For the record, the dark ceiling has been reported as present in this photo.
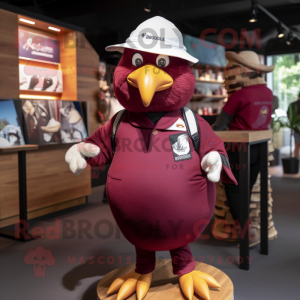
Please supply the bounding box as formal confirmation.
[3,0,300,63]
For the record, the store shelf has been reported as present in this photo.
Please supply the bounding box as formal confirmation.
[196,79,224,84]
[20,90,62,100]
[191,94,227,102]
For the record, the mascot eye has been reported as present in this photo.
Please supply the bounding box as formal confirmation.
[132,53,143,67]
[156,55,170,67]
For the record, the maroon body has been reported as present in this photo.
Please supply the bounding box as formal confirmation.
[85,110,236,251]
[85,49,236,252]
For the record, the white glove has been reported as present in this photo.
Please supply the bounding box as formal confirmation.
[65,142,100,176]
[201,151,222,183]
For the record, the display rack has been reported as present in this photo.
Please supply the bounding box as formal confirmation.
[0,7,99,230]
[191,94,227,102]
[196,79,224,84]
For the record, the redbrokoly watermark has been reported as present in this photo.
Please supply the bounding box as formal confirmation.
[16,218,254,241]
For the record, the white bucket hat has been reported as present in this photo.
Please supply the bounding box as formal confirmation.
[106,16,198,65]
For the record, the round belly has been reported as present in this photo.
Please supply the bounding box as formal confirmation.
[106,171,215,251]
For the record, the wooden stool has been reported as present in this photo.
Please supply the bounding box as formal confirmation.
[97,259,234,300]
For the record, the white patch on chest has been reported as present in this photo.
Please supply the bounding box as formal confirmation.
[166,118,186,132]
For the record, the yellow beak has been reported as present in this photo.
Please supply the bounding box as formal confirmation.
[127,64,173,107]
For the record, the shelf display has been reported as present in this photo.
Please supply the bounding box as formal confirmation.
[22,99,87,145]
[18,28,60,63]
[182,33,228,119]
[17,22,85,144]
[19,64,63,93]
[191,66,227,103]
[0,7,98,232]
[0,100,25,147]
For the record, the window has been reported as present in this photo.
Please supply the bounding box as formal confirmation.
[267,53,300,114]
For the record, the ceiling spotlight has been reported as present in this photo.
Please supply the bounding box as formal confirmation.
[286,31,294,45]
[277,22,285,38]
[144,4,151,12]
[249,1,258,23]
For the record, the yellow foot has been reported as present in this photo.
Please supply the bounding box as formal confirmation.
[179,270,221,300]
[107,271,152,300]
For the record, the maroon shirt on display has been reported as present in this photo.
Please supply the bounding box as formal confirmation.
[84,109,237,252]
[222,85,273,130]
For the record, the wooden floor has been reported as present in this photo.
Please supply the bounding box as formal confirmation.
[97,259,234,300]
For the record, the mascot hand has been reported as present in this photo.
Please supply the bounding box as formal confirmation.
[65,142,100,176]
[201,151,222,183]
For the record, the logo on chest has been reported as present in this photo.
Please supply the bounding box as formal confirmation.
[169,133,192,162]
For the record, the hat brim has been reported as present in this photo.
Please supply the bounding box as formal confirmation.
[106,43,199,66]
[225,52,274,73]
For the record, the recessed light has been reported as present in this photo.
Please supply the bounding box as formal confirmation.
[20,18,35,25]
[20,95,57,100]
[144,4,151,12]
[48,26,61,32]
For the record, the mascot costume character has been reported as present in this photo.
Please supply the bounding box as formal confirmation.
[212,51,277,244]
[66,17,237,300]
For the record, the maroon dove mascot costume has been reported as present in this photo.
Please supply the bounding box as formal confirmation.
[66,17,237,300]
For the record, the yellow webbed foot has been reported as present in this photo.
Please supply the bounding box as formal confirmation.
[107,271,152,300]
[192,270,221,289]
[179,270,221,300]
[136,273,152,300]
[179,273,194,300]
[107,270,136,295]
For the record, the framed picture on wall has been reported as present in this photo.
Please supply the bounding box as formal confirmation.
[21,99,88,145]
[19,63,63,93]
[22,99,62,145]
[60,101,88,144]
[18,29,60,64]
[0,100,25,147]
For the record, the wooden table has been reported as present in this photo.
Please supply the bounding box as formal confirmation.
[215,130,272,270]
[0,145,39,241]
[97,259,234,300]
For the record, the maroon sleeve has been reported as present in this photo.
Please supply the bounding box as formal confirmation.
[222,92,241,116]
[196,115,237,185]
[83,114,117,167]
